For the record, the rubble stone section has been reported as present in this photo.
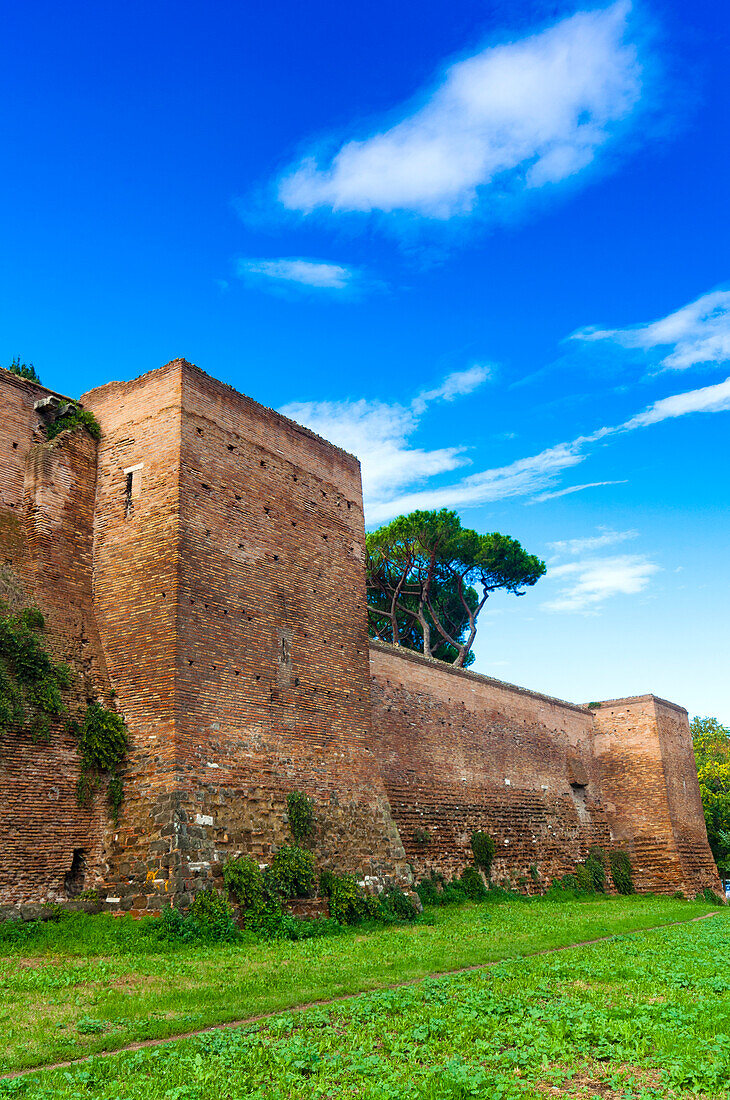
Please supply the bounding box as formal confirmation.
[0,370,113,907]
[591,696,721,895]
[369,641,613,887]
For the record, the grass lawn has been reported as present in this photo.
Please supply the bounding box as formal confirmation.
[4,903,729,1100]
[0,894,715,1080]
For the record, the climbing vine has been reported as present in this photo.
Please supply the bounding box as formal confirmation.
[286,790,315,842]
[0,602,127,818]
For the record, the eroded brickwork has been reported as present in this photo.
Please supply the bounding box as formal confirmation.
[0,371,114,906]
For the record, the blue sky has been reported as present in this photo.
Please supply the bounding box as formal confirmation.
[2,0,729,720]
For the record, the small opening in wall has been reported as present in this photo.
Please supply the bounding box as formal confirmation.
[274,554,279,561]
[227,444,235,452]
[197,427,203,436]
[260,460,266,468]
[124,471,133,517]
[64,848,87,897]
[235,494,241,501]
[12,442,18,449]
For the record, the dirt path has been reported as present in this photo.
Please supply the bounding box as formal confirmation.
[3,910,719,1082]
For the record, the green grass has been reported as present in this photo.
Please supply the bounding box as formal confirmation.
[0,895,713,1076]
[4,905,729,1100]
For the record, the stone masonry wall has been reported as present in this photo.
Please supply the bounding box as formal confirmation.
[368,641,612,890]
[0,369,114,907]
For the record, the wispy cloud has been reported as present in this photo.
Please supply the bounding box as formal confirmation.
[529,480,628,504]
[237,257,359,293]
[622,374,730,426]
[412,365,491,413]
[279,396,468,506]
[278,2,642,222]
[283,356,730,525]
[573,288,730,371]
[543,554,660,612]
[548,527,639,555]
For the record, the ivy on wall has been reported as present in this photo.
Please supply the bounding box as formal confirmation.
[0,602,127,819]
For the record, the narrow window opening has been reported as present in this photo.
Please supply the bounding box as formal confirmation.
[124,464,143,517]
[64,848,87,897]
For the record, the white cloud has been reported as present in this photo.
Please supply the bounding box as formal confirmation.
[529,479,628,504]
[238,257,356,291]
[278,2,642,220]
[549,528,638,555]
[543,554,660,612]
[279,396,468,506]
[573,288,730,371]
[412,364,491,413]
[622,375,730,428]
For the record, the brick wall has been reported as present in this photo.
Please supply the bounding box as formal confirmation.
[368,641,612,888]
[591,696,721,895]
[81,360,408,911]
[0,369,113,907]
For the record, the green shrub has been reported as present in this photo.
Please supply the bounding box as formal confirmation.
[575,864,593,892]
[268,846,316,898]
[223,855,265,908]
[413,828,431,845]
[380,887,419,922]
[160,898,240,944]
[698,887,725,906]
[189,889,233,924]
[6,357,41,383]
[585,847,607,893]
[0,603,71,736]
[459,865,488,901]
[286,790,315,842]
[45,405,101,442]
[470,832,496,876]
[609,850,634,895]
[320,871,379,925]
[672,889,685,900]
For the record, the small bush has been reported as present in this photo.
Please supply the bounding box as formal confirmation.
[413,828,431,845]
[459,865,488,901]
[380,887,419,922]
[6,357,41,383]
[45,405,101,442]
[286,791,315,842]
[223,856,266,908]
[575,864,593,892]
[159,899,240,944]
[471,831,496,876]
[320,871,379,925]
[585,846,607,893]
[609,850,634,895]
[268,845,316,898]
[698,887,724,906]
[671,890,685,900]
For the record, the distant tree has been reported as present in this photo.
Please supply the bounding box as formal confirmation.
[365,508,545,668]
[5,357,41,383]
[692,715,730,879]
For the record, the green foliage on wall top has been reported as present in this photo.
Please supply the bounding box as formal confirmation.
[6,357,41,383]
[45,405,101,442]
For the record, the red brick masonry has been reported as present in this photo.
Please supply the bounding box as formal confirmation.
[0,361,721,913]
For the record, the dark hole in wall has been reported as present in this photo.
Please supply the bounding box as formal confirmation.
[64,848,87,897]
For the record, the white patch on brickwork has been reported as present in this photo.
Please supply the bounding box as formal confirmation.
[196,814,214,826]
[105,897,121,904]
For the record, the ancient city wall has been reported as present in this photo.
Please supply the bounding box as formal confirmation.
[369,642,721,896]
[0,370,113,906]
[368,640,612,888]
[0,361,720,910]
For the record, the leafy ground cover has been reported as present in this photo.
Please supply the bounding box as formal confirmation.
[4,906,729,1099]
[0,895,714,1076]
